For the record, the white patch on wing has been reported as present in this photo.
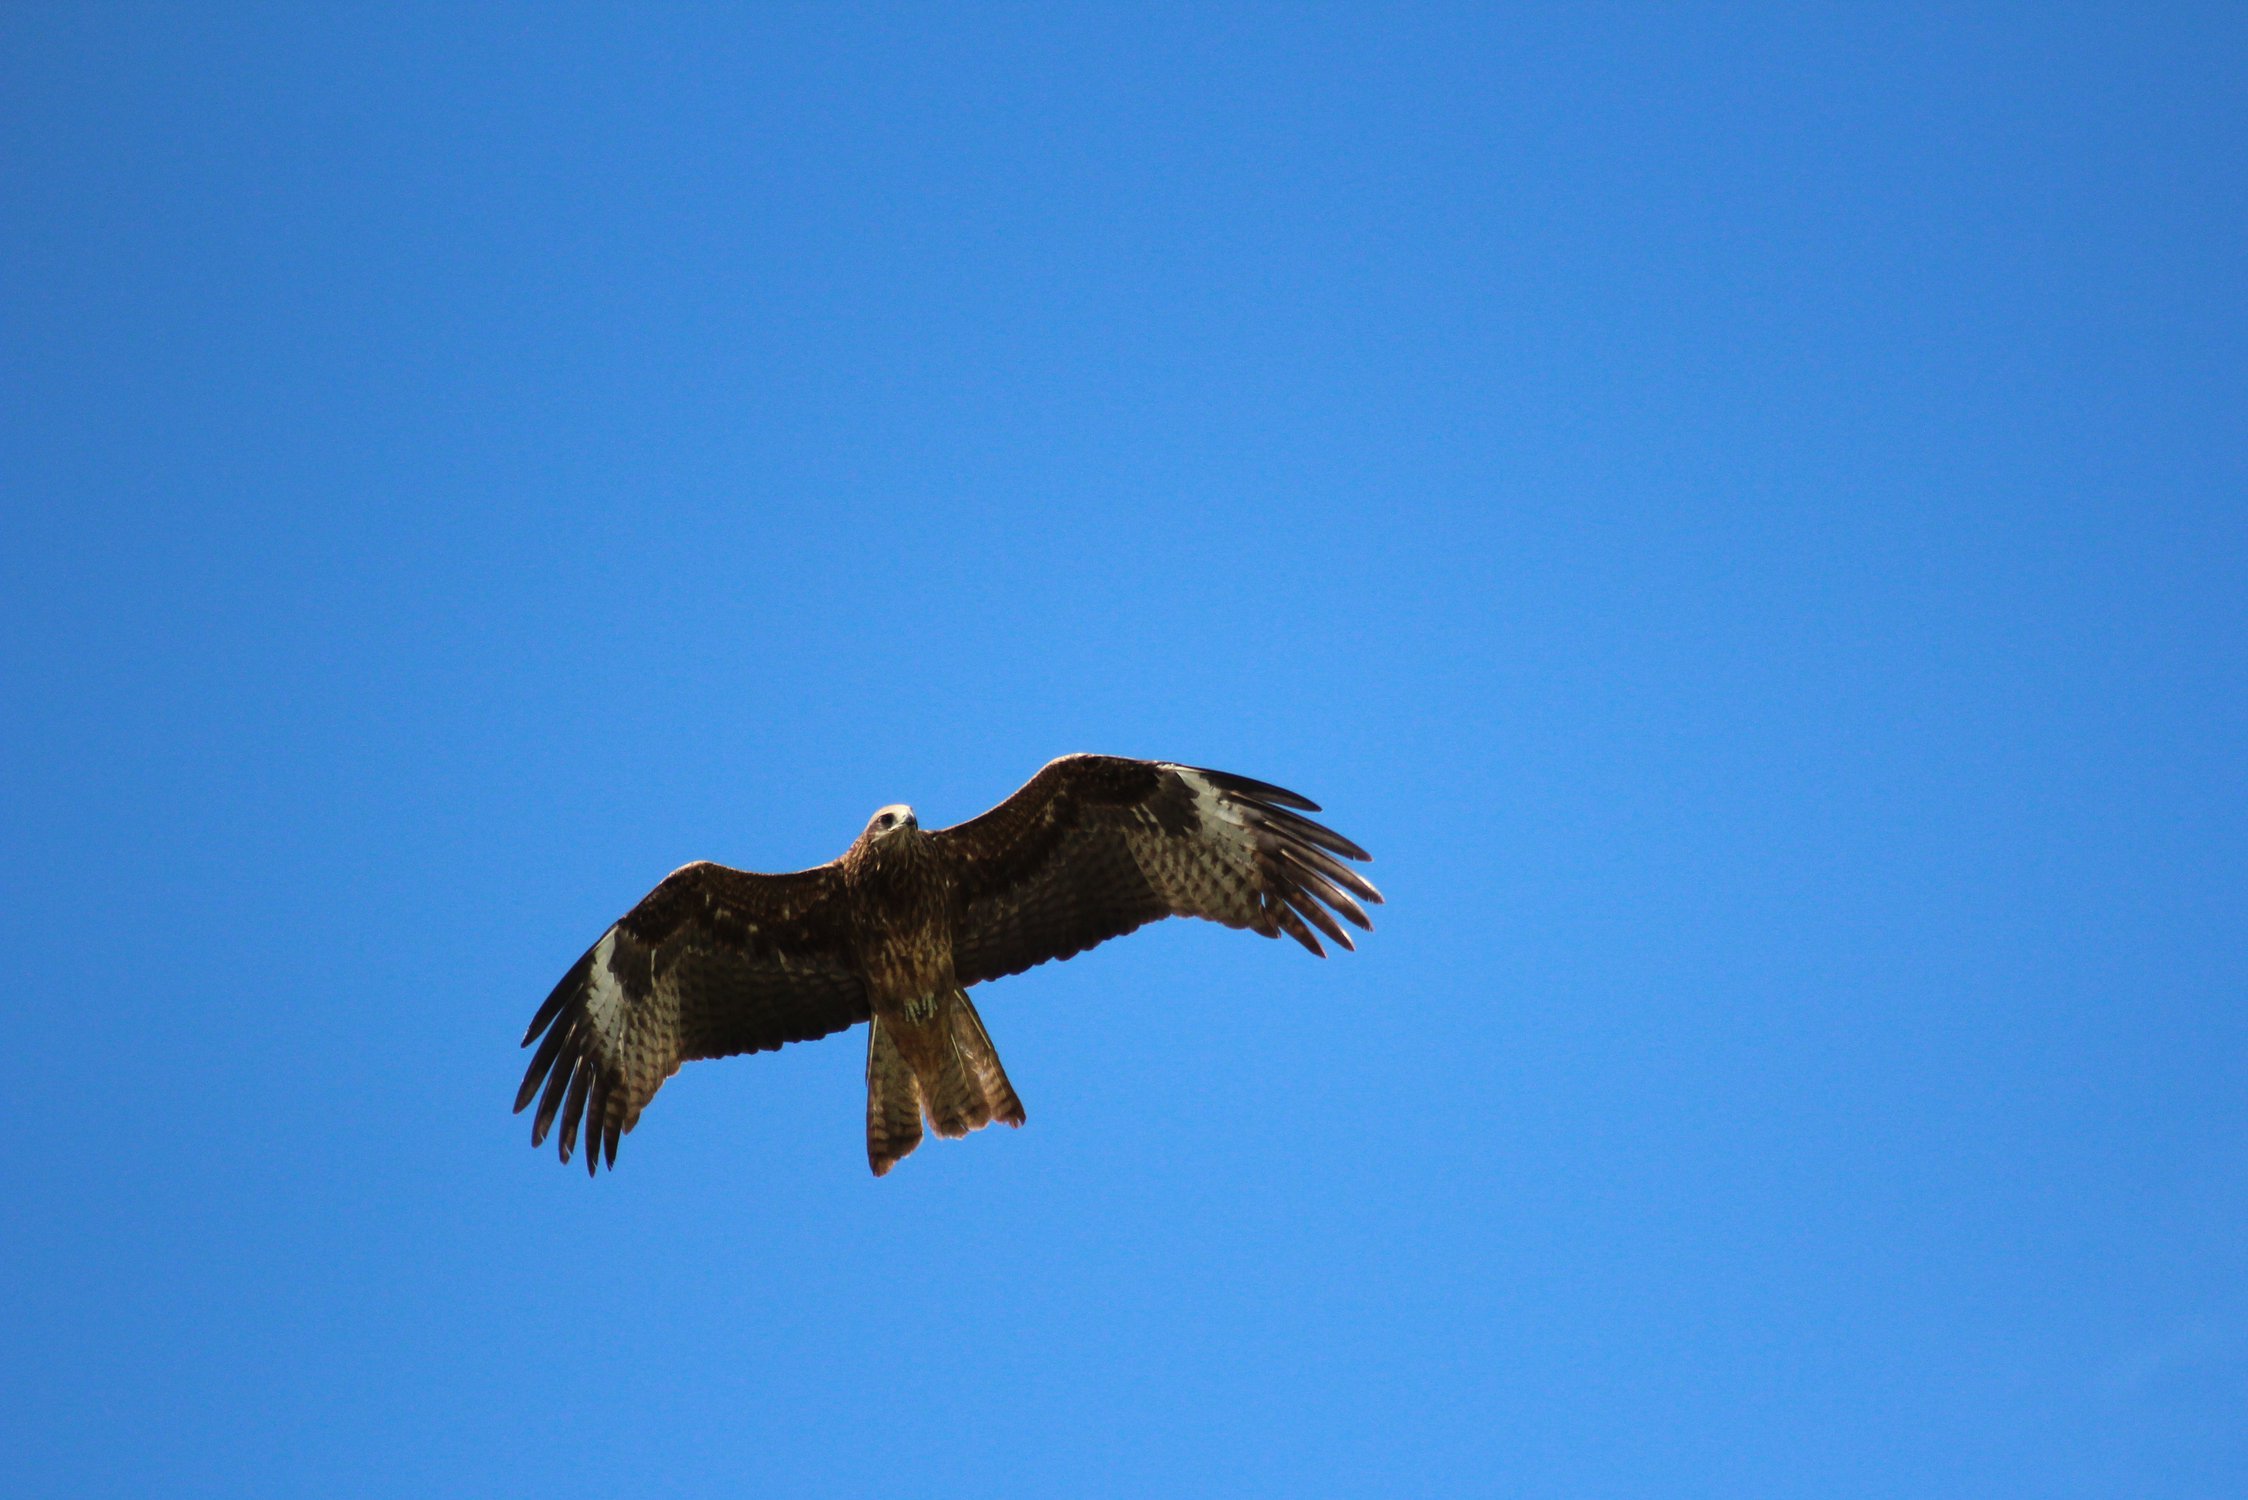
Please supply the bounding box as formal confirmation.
[1169,766,1256,863]
[583,926,628,1056]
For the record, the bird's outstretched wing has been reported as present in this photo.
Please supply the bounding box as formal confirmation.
[514,861,867,1174]
[934,754,1383,987]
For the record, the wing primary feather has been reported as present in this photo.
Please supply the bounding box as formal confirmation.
[1280,852,1374,929]
[603,1119,621,1168]
[557,1061,593,1165]
[531,1032,579,1144]
[514,1012,578,1113]
[584,1071,611,1172]
[1258,807,1372,862]
[1281,842,1384,904]
[522,949,593,1046]
[1270,900,1327,957]
[1183,765,1324,812]
[1285,888,1355,950]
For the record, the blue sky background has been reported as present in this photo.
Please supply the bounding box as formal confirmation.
[5,5,2244,1495]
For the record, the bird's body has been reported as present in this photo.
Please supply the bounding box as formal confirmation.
[515,754,1380,1175]
[839,804,1024,1169]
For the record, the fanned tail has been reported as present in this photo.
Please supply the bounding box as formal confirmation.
[863,989,1025,1176]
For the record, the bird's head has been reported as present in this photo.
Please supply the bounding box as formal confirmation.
[864,804,919,844]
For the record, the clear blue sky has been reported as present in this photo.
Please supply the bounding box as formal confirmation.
[5,5,2244,1496]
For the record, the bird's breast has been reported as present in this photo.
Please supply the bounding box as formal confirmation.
[847,842,956,1005]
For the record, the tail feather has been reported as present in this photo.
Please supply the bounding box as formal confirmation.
[947,990,1025,1133]
[865,1017,924,1177]
[863,989,1025,1174]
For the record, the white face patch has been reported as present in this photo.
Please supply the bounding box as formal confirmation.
[583,926,628,1053]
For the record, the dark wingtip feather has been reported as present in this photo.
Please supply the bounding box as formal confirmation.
[1263,807,1372,863]
[522,947,594,1047]
[1186,764,1323,812]
[1270,901,1327,957]
[1285,888,1354,950]
[514,1012,578,1113]
[584,1072,610,1170]
[531,1047,576,1146]
[557,1061,593,1165]
[1206,774,1381,958]
[1281,852,1374,930]
[1288,842,1384,904]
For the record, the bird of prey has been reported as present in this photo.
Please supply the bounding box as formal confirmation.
[514,754,1382,1176]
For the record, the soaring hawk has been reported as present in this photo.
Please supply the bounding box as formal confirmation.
[514,754,1382,1175]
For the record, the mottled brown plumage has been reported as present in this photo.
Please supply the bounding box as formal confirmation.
[514,754,1381,1176]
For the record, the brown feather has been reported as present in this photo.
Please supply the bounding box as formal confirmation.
[531,1037,577,1145]
[1270,900,1327,956]
[515,1012,578,1113]
[582,1070,610,1174]
[1283,841,1385,906]
[557,1061,592,1165]
[1280,851,1374,929]
[937,754,1376,984]
[1180,765,1324,812]
[516,861,868,1173]
[864,1018,925,1176]
[1286,888,1355,950]
[1258,806,1372,862]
